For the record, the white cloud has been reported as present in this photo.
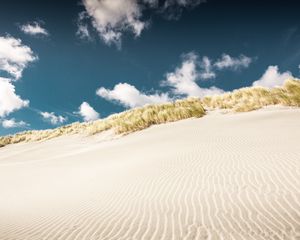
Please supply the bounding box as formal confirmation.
[162,0,206,19]
[96,52,255,108]
[252,65,293,88]
[2,118,28,128]
[214,54,252,70]
[20,22,49,36]
[198,54,253,80]
[81,0,205,46]
[0,36,34,117]
[97,83,171,108]
[81,0,145,47]
[0,77,29,118]
[199,56,216,80]
[0,36,37,80]
[196,53,253,81]
[164,0,205,7]
[163,53,224,98]
[76,12,92,40]
[78,102,99,121]
[142,0,159,7]
[77,23,91,41]
[40,112,67,125]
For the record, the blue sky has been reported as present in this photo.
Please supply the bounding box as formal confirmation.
[1,0,300,135]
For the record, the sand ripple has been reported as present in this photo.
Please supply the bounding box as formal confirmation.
[0,108,299,239]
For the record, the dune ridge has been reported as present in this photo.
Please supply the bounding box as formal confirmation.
[202,78,300,112]
[0,108,299,239]
[1,79,300,148]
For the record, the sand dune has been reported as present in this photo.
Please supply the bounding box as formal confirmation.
[0,107,300,239]
[2,78,300,149]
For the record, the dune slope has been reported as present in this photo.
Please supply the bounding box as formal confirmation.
[0,108,300,239]
[1,78,300,149]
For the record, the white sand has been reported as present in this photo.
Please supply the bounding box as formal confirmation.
[0,108,300,240]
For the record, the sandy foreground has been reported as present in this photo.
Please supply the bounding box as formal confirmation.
[0,108,300,240]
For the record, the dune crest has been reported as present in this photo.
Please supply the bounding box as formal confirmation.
[202,78,300,112]
[1,79,300,148]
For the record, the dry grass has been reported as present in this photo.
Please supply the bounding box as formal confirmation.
[1,79,300,148]
[0,98,205,148]
[0,122,85,148]
[85,97,205,135]
[202,79,300,112]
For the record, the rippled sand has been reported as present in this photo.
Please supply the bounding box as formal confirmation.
[0,108,299,240]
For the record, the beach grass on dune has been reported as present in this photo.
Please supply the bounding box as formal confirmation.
[85,97,205,135]
[1,79,300,148]
[0,98,205,147]
[202,79,300,112]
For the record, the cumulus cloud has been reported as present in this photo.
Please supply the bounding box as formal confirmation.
[214,54,252,70]
[81,0,145,47]
[78,102,99,121]
[96,52,255,108]
[20,22,49,36]
[0,36,37,80]
[0,77,29,118]
[1,118,28,128]
[163,53,224,98]
[0,36,35,118]
[97,83,171,108]
[80,0,205,46]
[40,112,67,125]
[252,65,293,88]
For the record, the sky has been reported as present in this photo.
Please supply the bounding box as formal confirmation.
[1,0,300,135]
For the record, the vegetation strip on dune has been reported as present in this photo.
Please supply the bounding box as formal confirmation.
[1,79,300,148]
[0,98,205,147]
[202,79,300,112]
